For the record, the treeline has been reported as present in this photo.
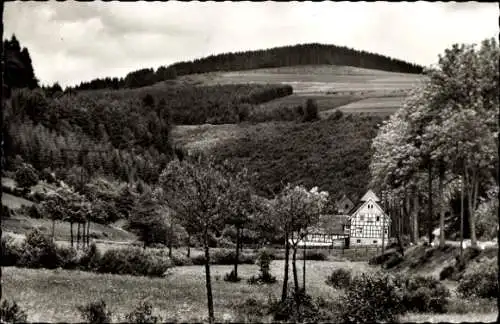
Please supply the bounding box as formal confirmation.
[71,66,178,91]
[170,43,424,75]
[88,83,293,124]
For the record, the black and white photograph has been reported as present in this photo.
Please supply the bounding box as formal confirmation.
[1,1,498,323]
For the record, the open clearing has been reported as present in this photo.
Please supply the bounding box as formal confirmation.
[3,261,496,323]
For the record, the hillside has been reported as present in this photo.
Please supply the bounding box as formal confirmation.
[71,43,424,91]
[173,113,385,199]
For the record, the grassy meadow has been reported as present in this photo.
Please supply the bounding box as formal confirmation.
[3,259,497,323]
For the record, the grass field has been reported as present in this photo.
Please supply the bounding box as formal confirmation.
[181,65,426,94]
[0,260,370,323]
[3,260,497,323]
[2,215,137,242]
[1,192,34,209]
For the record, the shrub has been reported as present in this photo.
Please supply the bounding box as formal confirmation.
[385,253,404,269]
[27,204,43,218]
[77,299,113,324]
[457,258,498,299]
[0,299,28,323]
[232,298,269,323]
[330,109,344,120]
[1,235,23,266]
[439,265,455,281]
[78,242,101,271]
[325,268,352,289]
[56,245,79,269]
[224,269,241,282]
[18,229,59,269]
[2,205,12,218]
[368,250,397,266]
[305,250,327,261]
[14,163,39,191]
[97,247,173,277]
[339,272,405,323]
[248,249,276,285]
[124,301,162,324]
[303,98,319,122]
[400,275,450,313]
[170,251,193,266]
[268,289,320,323]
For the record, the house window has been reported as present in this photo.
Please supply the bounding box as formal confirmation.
[357,239,361,243]
[376,216,380,222]
[356,227,363,235]
[360,215,364,221]
[373,240,378,244]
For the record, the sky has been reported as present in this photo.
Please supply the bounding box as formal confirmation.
[4,1,498,88]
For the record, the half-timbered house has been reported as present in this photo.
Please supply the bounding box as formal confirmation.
[345,189,391,247]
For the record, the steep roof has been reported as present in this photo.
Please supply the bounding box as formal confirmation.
[360,189,380,202]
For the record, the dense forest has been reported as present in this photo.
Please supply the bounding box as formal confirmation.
[70,43,424,92]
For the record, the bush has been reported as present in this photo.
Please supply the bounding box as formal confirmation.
[385,253,404,269]
[305,250,328,261]
[170,251,193,266]
[1,235,24,266]
[27,204,43,218]
[330,109,344,120]
[400,275,450,313]
[77,299,113,324]
[439,265,455,281]
[97,247,173,277]
[232,298,270,323]
[0,299,28,323]
[248,249,276,285]
[325,268,352,289]
[224,269,241,282]
[124,301,162,323]
[303,98,319,122]
[18,229,59,269]
[56,245,79,269]
[269,289,320,323]
[339,272,405,323]
[1,205,12,218]
[368,250,397,266]
[14,163,39,191]
[457,258,498,299]
[78,242,101,271]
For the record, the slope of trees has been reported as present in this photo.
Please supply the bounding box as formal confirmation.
[85,83,293,125]
[214,114,385,200]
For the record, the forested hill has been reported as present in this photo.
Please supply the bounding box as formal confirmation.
[72,43,424,91]
[170,43,424,76]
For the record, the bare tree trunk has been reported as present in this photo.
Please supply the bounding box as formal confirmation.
[302,241,306,293]
[87,220,90,247]
[70,221,74,247]
[281,231,290,302]
[204,230,215,324]
[52,218,56,241]
[439,168,446,249]
[412,194,419,244]
[465,165,478,248]
[460,171,464,259]
[82,221,86,248]
[427,162,434,244]
[292,246,299,294]
[77,222,81,249]
[187,234,191,258]
[234,226,240,277]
